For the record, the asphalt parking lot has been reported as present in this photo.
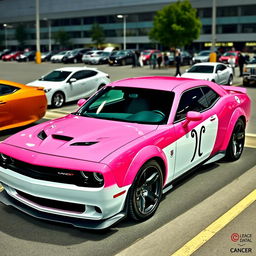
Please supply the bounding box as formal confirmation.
[0,61,256,256]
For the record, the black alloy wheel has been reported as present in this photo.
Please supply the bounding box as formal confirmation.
[51,91,65,108]
[128,160,163,221]
[225,118,245,161]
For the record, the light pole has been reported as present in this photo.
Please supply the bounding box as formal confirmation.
[3,24,7,49]
[117,14,127,50]
[35,0,41,63]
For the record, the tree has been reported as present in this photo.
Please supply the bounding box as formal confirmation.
[15,24,27,48]
[53,30,72,49]
[90,23,105,48]
[149,0,201,49]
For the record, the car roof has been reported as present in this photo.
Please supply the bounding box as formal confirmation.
[107,76,208,91]
[193,62,223,67]
[53,67,97,72]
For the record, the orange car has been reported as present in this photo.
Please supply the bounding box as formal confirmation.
[0,80,47,131]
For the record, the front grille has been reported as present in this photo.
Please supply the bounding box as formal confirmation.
[1,157,90,187]
[17,190,85,213]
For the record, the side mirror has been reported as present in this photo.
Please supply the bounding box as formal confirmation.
[182,111,202,128]
[77,98,86,107]
[69,78,77,84]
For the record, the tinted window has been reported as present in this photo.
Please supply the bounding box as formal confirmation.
[71,70,98,80]
[188,65,214,74]
[175,88,208,121]
[76,87,174,125]
[0,84,19,96]
[201,87,220,107]
[216,64,226,72]
[41,71,71,82]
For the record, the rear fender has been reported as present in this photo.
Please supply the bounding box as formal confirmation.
[121,145,167,187]
[220,108,246,151]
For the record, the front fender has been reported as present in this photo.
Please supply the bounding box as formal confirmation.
[121,145,167,187]
[221,108,246,151]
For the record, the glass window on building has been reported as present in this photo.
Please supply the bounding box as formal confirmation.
[126,29,138,36]
[202,25,211,34]
[109,15,119,23]
[105,30,117,37]
[197,8,212,18]
[84,17,95,24]
[95,16,108,24]
[221,24,238,33]
[69,31,82,38]
[241,5,256,16]
[217,6,238,17]
[127,14,138,22]
[70,18,81,25]
[138,12,155,21]
[242,23,256,33]
[138,28,151,36]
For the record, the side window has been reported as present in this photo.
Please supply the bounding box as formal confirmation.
[71,70,97,80]
[0,84,19,96]
[201,86,220,107]
[175,88,208,122]
[216,64,226,72]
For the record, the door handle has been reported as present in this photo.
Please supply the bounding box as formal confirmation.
[210,116,216,121]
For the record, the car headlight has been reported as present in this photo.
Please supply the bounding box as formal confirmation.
[44,88,52,93]
[80,171,104,187]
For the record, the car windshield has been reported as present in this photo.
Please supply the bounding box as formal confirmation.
[248,57,256,64]
[75,87,174,124]
[40,70,72,82]
[24,51,34,56]
[116,51,127,56]
[223,52,236,56]
[198,51,210,56]
[188,65,214,73]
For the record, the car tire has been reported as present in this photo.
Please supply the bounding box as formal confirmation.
[73,58,77,64]
[121,59,126,66]
[243,80,249,86]
[51,91,65,108]
[225,118,245,161]
[128,160,163,221]
[227,75,233,85]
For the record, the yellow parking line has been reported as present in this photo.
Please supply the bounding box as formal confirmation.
[171,189,256,256]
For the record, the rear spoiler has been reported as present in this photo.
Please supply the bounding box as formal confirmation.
[221,85,247,94]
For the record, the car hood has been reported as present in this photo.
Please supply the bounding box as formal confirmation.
[3,114,157,162]
[181,72,214,80]
[27,80,63,88]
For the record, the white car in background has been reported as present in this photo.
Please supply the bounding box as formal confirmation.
[192,50,211,64]
[27,67,110,108]
[181,62,233,85]
[50,50,70,63]
[82,50,104,64]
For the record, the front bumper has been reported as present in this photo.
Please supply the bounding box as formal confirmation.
[0,166,130,229]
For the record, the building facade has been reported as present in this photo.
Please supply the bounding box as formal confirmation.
[0,0,255,52]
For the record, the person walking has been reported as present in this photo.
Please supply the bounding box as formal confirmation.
[228,55,236,76]
[175,49,181,76]
[157,53,163,69]
[150,52,157,69]
[238,52,246,77]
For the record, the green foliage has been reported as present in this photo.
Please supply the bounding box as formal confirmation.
[15,24,27,47]
[149,0,201,48]
[90,23,105,47]
[53,30,72,48]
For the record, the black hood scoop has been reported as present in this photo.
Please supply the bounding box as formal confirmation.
[52,134,73,141]
[70,142,98,146]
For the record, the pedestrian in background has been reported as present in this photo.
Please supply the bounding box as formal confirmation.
[150,52,157,69]
[163,53,169,68]
[238,52,246,77]
[175,49,181,76]
[157,53,163,69]
[228,55,236,76]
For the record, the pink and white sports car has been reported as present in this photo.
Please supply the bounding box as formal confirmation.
[0,77,251,229]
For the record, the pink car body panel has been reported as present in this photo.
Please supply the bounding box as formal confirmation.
[0,76,251,229]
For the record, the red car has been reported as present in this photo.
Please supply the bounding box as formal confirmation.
[141,49,161,65]
[2,51,23,61]
[219,51,240,66]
